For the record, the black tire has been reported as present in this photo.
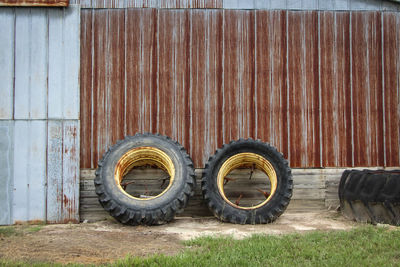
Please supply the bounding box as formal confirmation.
[94,133,195,225]
[339,169,400,226]
[202,139,293,224]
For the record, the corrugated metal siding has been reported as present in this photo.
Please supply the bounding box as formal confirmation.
[0,6,80,225]
[70,0,223,8]
[80,9,400,169]
[69,0,400,11]
[0,0,69,7]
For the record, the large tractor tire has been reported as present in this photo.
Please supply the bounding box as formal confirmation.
[94,133,195,225]
[202,139,293,224]
[339,169,400,225]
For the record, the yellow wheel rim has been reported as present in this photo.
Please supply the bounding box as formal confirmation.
[114,147,175,200]
[217,152,277,210]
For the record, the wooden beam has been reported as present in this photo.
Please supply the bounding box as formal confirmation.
[0,0,69,7]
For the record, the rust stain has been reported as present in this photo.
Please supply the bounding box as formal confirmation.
[383,13,400,167]
[0,0,68,6]
[80,10,400,169]
[351,12,384,167]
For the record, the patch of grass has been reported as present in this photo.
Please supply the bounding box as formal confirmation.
[113,226,400,267]
[0,226,19,237]
[26,225,43,233]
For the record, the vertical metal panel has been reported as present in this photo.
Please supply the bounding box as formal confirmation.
[13,121,47,223]
[190,10,224,166]
[48,5,80,119]
[125,9,157,137]
[383,12,400,167]
[255,10,288,157]
[351,12,384,166]
[14,8,48,120]
[105,10,125,149]
[223,10,255,143]
[158,10,191,151]
[0,9,14,120]
[0,121,14,225]
[320,12,352,167]
[62,121,80,223]
[92,10,108,167]
[47,120,63,223]
[287,11,321,167]
[80,9,93,168]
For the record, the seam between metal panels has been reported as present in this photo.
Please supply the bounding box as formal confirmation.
[381,12,386,166]
[222,9,225,144]
[12,8,16,121]
[45,10,49,223]
[123,8,127,136]
[350,11,354,167]
[60,122,64,219]
[90,9,94,168]
[189,10,193,155]
[156,9,160,133]
[318,11,322,167]
[286,10,290,163]
[254,10,257,139]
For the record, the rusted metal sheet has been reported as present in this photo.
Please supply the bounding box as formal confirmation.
[62,121,80,223]
[351,12,384,166]
[320,12,352,167]
[160,0,223,8]
[383,12,400,167]
[80,9,93,169]
[125,9,157,136]
[69,0,222,8]
[0,9,14,120]
[80,9,400,169]
[223,10,255,144]
[255,10,288,157]
[47,120,80,223]
[158,10,191,151]
[190,10,224,166]
[287,11,321,167]
[0,0,68,6]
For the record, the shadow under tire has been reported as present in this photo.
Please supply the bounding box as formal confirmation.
[94,133,195,225]
[201,139,293,224]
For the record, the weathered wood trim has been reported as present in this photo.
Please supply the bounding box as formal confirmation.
[0,0,69,7]
[80,167,399,222]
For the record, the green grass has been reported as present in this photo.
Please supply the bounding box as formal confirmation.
[0,226,399,267]
[0,226,18,237]
[115,226,400,267]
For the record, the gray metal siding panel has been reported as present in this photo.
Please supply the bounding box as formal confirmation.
[0,121,14,225]
[47,120,63,222]
[48,6,80,120]
[0,6,80,225]
[0,9,14,120]
[12,120,47,223]
[14,9,48,120]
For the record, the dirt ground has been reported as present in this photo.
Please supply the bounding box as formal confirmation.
[0,211,357,265]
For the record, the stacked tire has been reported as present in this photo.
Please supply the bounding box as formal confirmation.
[339,169,400,226]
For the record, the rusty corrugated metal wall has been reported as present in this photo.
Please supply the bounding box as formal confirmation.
[80,7,400,169]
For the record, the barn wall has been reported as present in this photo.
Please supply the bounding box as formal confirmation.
[69,0,400,11]
[0,6,80,225]
[80,9,400,169]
